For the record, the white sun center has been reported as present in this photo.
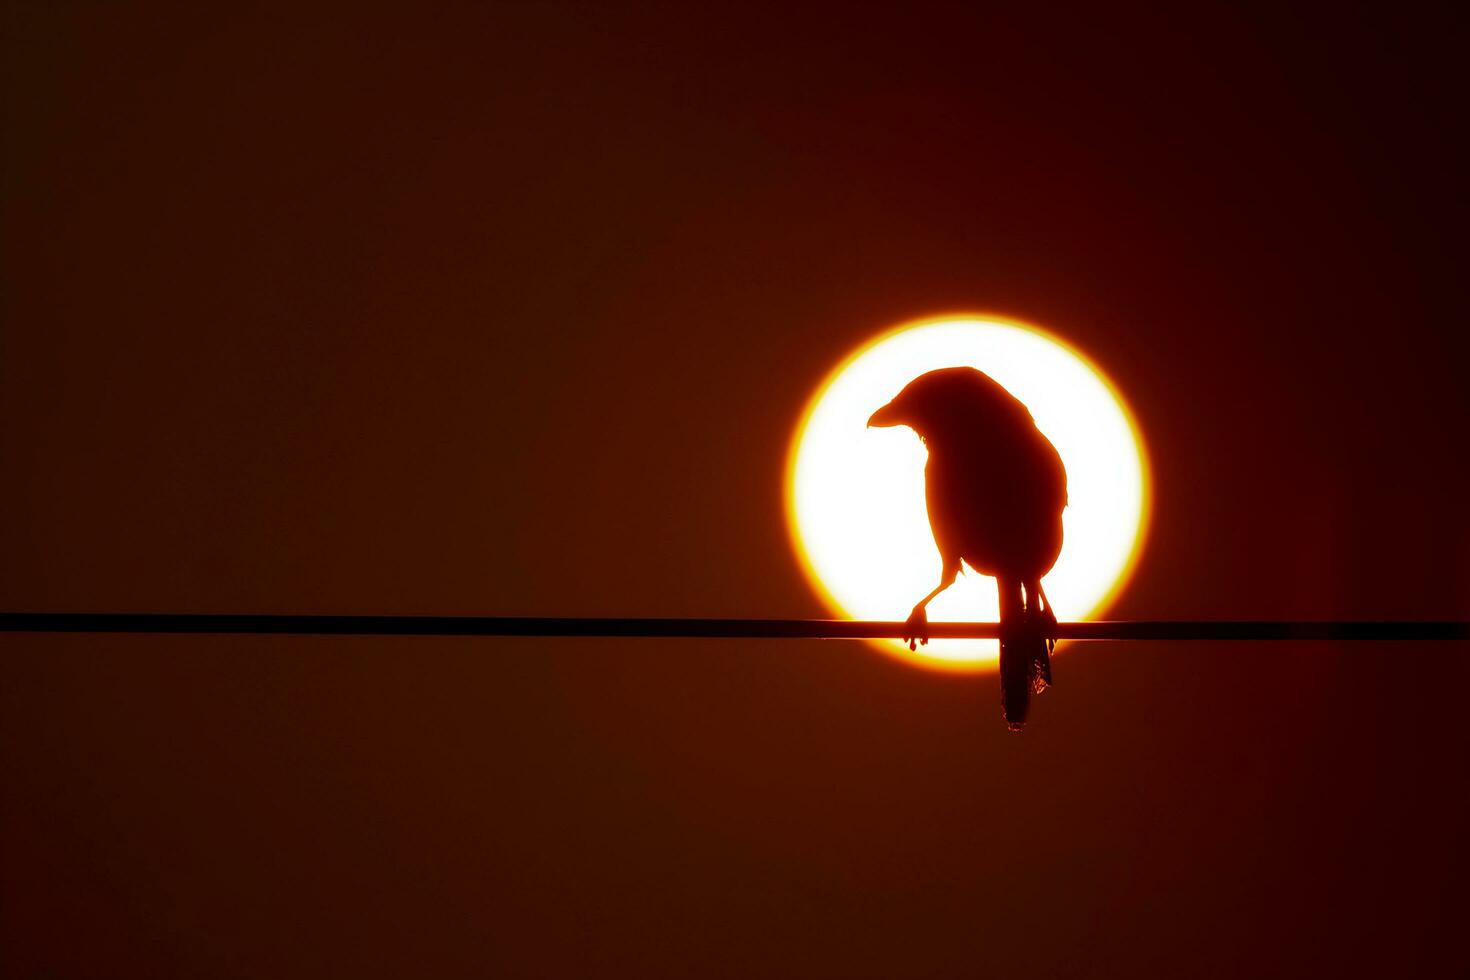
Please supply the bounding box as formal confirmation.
[786,316,1150,670]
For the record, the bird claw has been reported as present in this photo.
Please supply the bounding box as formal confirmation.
[904,607,929,650]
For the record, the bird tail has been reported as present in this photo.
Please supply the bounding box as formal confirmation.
[997,577,1054,731]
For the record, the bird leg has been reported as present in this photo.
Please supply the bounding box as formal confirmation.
[1027,581,1058,654]
[905,559,960,651]
[1024,580,1055,690]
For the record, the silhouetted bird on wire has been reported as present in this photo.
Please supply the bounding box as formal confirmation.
[868,367,1068,729]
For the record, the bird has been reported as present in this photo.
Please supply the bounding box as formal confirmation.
[868,367,1068,729]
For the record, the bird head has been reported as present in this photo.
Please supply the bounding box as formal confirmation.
[868,366,1029,442]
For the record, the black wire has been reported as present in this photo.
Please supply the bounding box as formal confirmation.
[1,613,1467,641]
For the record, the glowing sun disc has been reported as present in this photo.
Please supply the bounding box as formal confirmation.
[785,315,1151,671]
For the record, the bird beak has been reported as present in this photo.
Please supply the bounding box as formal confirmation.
[867,401,903,428]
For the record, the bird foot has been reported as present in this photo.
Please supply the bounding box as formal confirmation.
[1028,602,1056,690]
[904,606,929,651]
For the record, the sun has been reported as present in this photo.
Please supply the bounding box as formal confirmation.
[785,314,1151,672]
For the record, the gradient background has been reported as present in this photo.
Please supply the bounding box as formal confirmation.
[3,3,1468,977]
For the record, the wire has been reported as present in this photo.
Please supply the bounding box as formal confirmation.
[1,613,1467,640]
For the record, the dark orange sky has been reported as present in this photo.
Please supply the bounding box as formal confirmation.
[3,3,1468,977]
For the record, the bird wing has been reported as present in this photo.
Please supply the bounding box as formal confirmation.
[925,426,1067,578]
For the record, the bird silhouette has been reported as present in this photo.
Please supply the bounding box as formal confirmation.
[868,367,1068,729]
